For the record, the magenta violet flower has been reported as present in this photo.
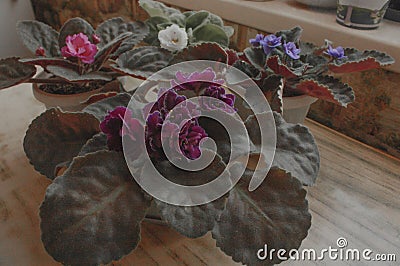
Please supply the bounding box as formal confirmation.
[171,67,225,94]
[325,45,347,60]
[283,41,301,60]
[100,106,144,156]
[260,34,282,55]
[249,34,265,47]
[61,33,98,64]
[201,85,236,113]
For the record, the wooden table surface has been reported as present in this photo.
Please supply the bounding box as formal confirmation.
[0,83,399,265]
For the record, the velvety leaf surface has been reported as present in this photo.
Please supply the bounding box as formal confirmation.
[0,57,37,89]
[171,43,228,64]
[16,20,60,57]
[83,93,132,121]
[232,60,261,80]
[245,113,320,186]
[267,55,302,79]
[212,167,311,266]
[275,26,303,43]
[23,109,100,179]
[153,153,229,238]
[46,65,112,82]
[244,47,266,70]
[139,0,181,18]
[40,151,151,266]
[329,49,395,73]
[59,18,95,48]
[295,75,354,106]
[113,47,173,78]
[78,133,108,156]
[226,49,239,66]
[19,57,78,70]
[112,21,150,58]
[192,24,229,47]
[260,75,284,113]
[93,32,132,70]
[95,17,125,47]
[185,11,210,30]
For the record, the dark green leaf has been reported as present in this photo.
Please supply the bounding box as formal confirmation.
[78,133,108,156]
[232,60,261,80]
[0,57,37,90]
[93,32,133,70]
[192,24,229,47]
[222,26,234,38]
[112,21,150,57]
[329,49,395,73]
[144,16,170,45]
[40,151,151,265]
[185,11,210,30]
[95,17,125,48]
[260,75,284,113]
[275,26,303,43]
[59,18,95,48]
[171,43,228,64]
[295,75,354,106]
[46,65,113,82]
[212,167,311,266]
[83,93,132,121]
[266,55,303,79]
[244,47,266,70]
[139,0,181,18]
[113,47,173,78]
[16,20,60,57]
[23,108,100,179]
[19,57,78,70]
[153,152,229,238]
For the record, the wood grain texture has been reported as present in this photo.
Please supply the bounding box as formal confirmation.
[0,84,399,265]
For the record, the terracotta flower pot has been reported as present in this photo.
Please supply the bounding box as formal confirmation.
[282,95,318,124]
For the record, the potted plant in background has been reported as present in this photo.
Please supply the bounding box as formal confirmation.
[385,0,400,22]
[0,16,149,111]
[336,0,391,29]
[234,27,394,123]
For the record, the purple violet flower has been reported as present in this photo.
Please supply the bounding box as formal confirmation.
[146,89,186,119]
[178,120,207,160]
[283,41,301,60]
[171,68,225,94]
[249,34,265,47]
[260,34,282,55]
[145,111,164,159]
[325,45,347,60]
[201,85,236,113]
[100,106,143,154]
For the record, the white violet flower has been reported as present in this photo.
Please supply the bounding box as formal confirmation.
[158,24,188,52]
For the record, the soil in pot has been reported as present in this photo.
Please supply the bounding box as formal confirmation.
[39,80,108,95]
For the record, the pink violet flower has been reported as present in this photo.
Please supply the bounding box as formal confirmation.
[92,34,101,44]
[61,33,98,64]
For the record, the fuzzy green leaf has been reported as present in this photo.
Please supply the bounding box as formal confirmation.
[112,21,150,57]
[295,75,355,106]
[153,152,229,238]
[23,109,100,179]
[83,93,132,121]
[329,49,395,73]
[212,167,311,266]
[113,46,173,78]
[19,57,78,70]
[16,20,60,57]
[139,0,181,18]
[260,75,284,113]
[40,151,151,265]
[0,57,37,90]
[78,133,108,156]
[267,55,303,79]
[46,65,113,82]
[275,26,303,43]
[58,17,95,48]
[171,43,228,64]
[192,24,229,47]
[95,17,125,47]
[185,11,210,30]
[244,47,266,70]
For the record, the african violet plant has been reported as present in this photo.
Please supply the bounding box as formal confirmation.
[0,16,149,95]
[234,26,395,111]
[140,0,234,50]
[24,66,320,265]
